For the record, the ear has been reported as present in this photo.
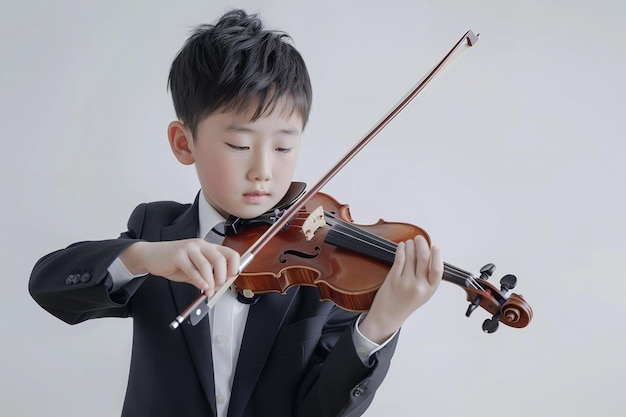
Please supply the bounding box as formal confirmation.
[168,121,195,165]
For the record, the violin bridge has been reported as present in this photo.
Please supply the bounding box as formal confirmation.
[301,206,325,241]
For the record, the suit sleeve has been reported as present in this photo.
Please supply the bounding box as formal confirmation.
[28,204,149,324]
[295,307,399,417]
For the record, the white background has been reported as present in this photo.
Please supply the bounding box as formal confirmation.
[2,0,625,416]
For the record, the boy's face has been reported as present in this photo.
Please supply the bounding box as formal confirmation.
[184,101,303,219]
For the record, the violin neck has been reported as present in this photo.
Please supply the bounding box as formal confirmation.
[442,263,475,288]
[323,219,474,288]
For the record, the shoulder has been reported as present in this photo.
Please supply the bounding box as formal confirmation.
[130,200,191,221]
[126,200,193,237]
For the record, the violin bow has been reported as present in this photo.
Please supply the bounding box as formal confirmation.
[170,30,480,330]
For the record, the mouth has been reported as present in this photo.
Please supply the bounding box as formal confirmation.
[243,191,270,204]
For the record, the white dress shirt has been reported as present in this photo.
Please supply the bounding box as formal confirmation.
[108,194,394,417]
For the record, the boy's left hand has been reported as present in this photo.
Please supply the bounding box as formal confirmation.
[358,235,443,344]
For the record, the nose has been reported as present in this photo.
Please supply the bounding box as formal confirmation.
[247,148,271,182]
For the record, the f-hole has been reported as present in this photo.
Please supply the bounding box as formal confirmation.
[279,247,321,263]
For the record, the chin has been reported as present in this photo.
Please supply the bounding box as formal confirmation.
[232,205,273,220]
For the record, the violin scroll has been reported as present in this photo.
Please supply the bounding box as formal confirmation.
[461,265,533,333]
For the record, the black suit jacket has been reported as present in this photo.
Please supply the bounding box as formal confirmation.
[29,195,398,417]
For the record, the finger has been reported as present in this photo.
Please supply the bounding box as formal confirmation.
[428,245,444,287]
[205,250,228,287]
[403,238,417,277]
[389,241,406,282]
[215,246,241,278]
[414,235,430,279]
[188,247,218,288]
[178,252,213,294]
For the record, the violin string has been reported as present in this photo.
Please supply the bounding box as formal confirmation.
[442,263,484,291]
[290,209,485,291]
[326,223,482,289]
[319,211,486,291]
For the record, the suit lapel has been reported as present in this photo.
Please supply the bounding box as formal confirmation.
[161,194,218,417]
[160,192,301,417]
[227,289,299,417]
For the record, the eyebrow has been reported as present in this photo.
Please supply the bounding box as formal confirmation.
[226,124,301,136]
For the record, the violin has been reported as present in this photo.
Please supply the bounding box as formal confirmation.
[223,190,532,334]
[169,30,533,333]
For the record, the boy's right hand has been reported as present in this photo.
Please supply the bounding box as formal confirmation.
[119,240,240,296]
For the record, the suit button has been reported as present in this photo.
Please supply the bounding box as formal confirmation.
[71,274,80,284]
[65,275,74,285]
[80,272,91,283]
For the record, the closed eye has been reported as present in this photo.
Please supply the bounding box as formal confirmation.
[226,143,249,151]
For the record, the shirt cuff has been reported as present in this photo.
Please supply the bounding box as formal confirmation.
[352,313,399,365]
[108,257,147,291]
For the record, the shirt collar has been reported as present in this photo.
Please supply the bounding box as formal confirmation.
[198,192,226,239]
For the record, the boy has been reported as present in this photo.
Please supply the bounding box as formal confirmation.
[29,9,442,417]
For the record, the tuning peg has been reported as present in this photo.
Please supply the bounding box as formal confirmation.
[482,312,501,334]
[482,318,499,333]
[500,274,517,292]
[465,297,481,317]
[479,263,495,280]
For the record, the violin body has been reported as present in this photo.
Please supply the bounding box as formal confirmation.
[224,192,427,312]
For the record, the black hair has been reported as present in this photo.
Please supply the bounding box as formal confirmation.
[168,9,312,136]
